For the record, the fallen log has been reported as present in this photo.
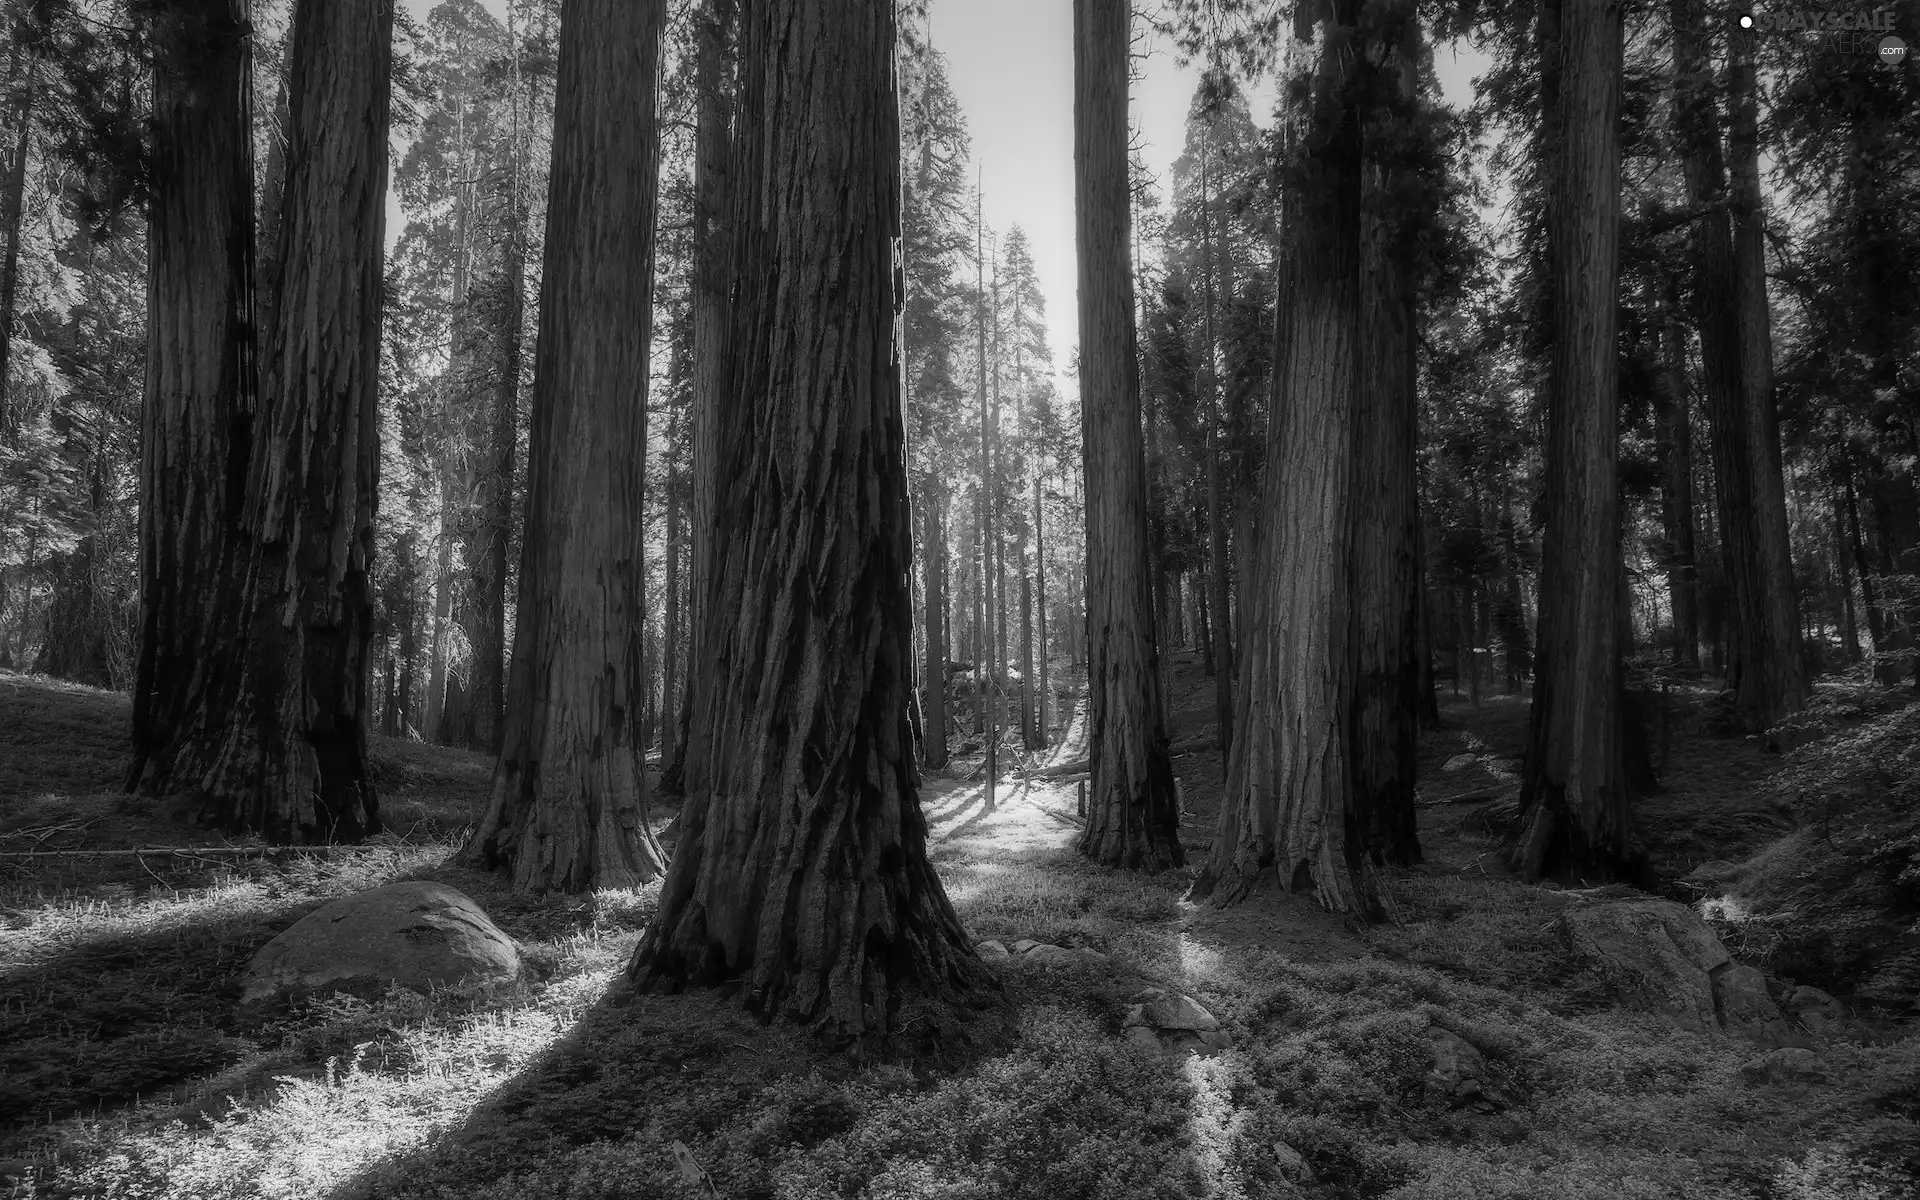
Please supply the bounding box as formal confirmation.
[1031,736,1216,780]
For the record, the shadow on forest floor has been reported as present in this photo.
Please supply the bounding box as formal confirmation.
[1,665,1918,1198]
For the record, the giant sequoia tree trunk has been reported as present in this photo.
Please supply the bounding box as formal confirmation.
[463,0,668,892]
[1670,0,1804,731]
[1725,28,1806,724]
[1073,0,1182,871]
[1508,0,1641,881]
[194,0,392,843]
[1349,0,1424,872]
[126,0,257,797]
[1191,1,1368,912]
[627,0,1001,1054]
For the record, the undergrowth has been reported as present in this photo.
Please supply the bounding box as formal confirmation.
[1,678,1917,1199]
[1727,695,1920,1012]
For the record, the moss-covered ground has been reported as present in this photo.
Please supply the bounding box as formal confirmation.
[1,662,1915,1199]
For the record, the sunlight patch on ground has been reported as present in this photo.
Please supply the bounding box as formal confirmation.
[35,950,632,1200]
[1,845,450,984]
[1697,895,1750,922]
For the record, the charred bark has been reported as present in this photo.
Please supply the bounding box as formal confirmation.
[193,0,392,843]
[127,0,257,796]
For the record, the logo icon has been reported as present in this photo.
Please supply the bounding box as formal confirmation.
[1883,33,1909,62]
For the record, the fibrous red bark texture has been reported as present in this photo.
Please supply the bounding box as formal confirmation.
[1073,0,1183,872]
[195,0,394,844]
[464,0,669,892]
[627,0,1001,1056]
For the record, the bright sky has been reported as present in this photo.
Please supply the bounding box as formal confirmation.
[931,4,1489,399]
[393,0,1494,404]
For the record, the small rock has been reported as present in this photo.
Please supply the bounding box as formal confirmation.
[1786,986,1844,1021]
[1126,988,1219,1032]
[1425,1027,1495,1109]
[238,881,523,1013]
[1271,1141,1313,1182]
[1010,938,1045,954]
[1442,753,1477,773]
[1740,1047,1826,1087]
[976,940,1009,958]
[1124,1026,1162,1051]
[1711,964,1796,1047]
[1024,943,1107,968]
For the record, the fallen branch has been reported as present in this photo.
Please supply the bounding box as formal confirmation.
[1416,791,1499,807]
[0,844,415,860]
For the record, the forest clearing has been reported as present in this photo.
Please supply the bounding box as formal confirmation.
[1,0,1918,1195]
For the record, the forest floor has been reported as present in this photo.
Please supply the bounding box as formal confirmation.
[1,662,1917,1199]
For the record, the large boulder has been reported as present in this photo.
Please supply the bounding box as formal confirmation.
[239,881,524,1013]
[1559,899,1791,1041]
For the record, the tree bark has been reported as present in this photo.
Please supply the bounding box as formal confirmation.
[1349,0,1424,871]
[1508,0,1641,881]
[1073,0,1182,871]
[1191,0,1368,912]
[1670,0,1804,729]
[193,0,393,843]
[463,0,668,891]
[127,0,258,796]
[1725,26,1806,723]
[627,0,1003,1053]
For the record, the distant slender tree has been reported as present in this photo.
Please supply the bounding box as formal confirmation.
[661,0,734,798]
[125,0,257,797]
[464,0,668,891]
[194,0,395,842]
[1073,0,1182,870]
[628,0,1001,1054]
